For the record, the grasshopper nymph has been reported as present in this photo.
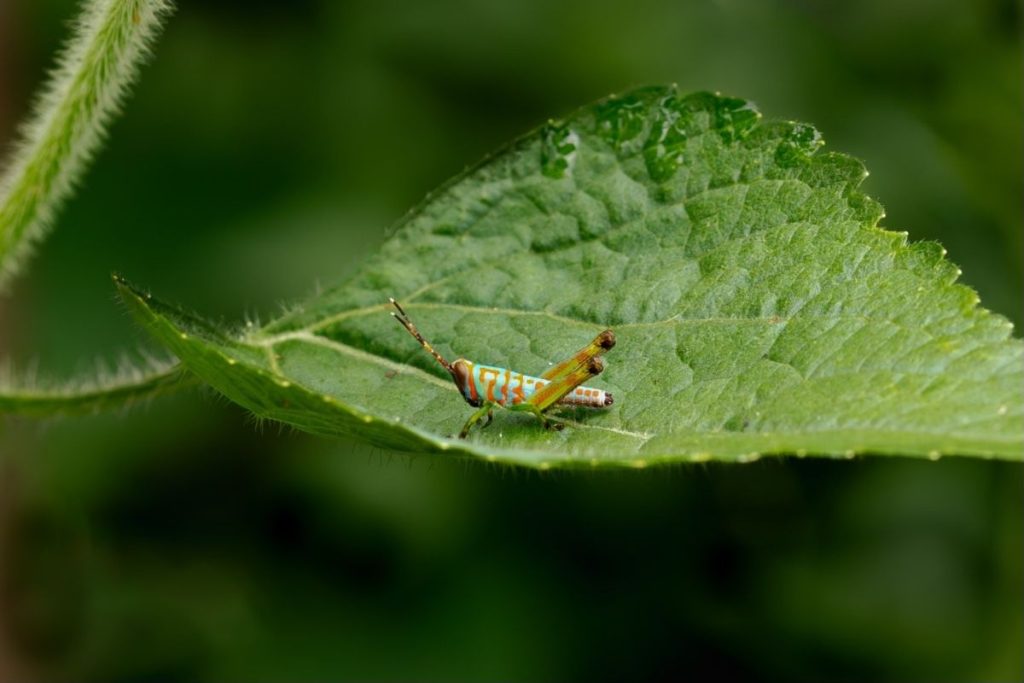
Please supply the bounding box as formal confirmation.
[389,298,615,438]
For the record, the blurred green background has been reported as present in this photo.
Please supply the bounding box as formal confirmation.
[1,0,1021,680]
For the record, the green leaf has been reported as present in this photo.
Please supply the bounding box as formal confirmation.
[0,362,193,418]
[0,0,174,288]
[116,87,1024,467]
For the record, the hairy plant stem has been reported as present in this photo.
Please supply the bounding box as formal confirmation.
[0,0,174,287]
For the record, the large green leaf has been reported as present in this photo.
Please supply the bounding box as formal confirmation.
[117,87,1024,467]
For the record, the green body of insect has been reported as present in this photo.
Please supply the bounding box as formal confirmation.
[390,299,615,438]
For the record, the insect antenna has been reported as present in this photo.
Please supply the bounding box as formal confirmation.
[389,298,454,375]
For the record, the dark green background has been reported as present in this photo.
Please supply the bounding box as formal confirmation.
[1,0,1021,680]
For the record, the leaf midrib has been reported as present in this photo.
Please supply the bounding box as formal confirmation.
[241,305,1019,435]
[208,325,1024,449]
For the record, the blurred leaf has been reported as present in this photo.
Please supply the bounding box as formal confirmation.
[116,86,1024,467]
[0,362,192,417]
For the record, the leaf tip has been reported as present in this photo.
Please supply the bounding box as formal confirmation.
[111,272,150,307]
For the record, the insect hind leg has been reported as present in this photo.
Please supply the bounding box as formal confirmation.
[508,402,565,431]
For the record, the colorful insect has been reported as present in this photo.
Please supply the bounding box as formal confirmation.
[389,298,615,438]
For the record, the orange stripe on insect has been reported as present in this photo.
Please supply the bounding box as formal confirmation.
[476,367,496,402]
[467,363,478,402]
[512,373,525,404]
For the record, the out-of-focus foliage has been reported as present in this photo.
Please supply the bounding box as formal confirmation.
[1,0,1021,681]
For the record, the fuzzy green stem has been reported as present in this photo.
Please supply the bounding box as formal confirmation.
[0,0,174,288]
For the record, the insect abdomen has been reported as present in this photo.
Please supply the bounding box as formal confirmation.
[465,362,611,407]
[559,384,614,407]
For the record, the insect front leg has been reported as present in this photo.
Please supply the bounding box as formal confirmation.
[459,401,497,439]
